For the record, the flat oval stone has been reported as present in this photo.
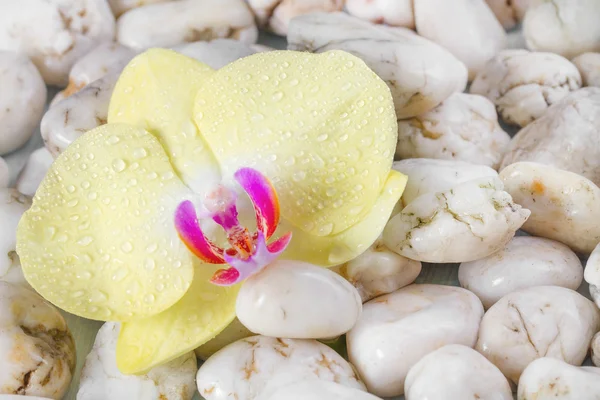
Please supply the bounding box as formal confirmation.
[196,335,365,400]
[459,236,583,309]
[518,358,600,399]
[476,286,600,384]
[500,161,600,254]
[404,344,512,400]
[347,284,484,397]
[236,260,362,339]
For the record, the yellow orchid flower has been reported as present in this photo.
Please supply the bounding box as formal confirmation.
[16,48,407,374]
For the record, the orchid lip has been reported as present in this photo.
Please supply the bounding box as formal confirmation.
[174,167,291,286]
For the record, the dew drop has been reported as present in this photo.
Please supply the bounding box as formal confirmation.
[133,147,147,159]
[144,294,155,304]
[318,222,334,235]
[292,171,306,182]
[107,136,120,145]
[272,91,284,101]
[326,188,337,197]
[66,185,76,193]
[155,283,165,292]
[77,236,94,246]
[290,79,299,86]
[317,133,328,142]
[121,241,133,253]
[112,268,129,282]
[112,159,126,172]
[144,258,156,271]
[78,271,93,280]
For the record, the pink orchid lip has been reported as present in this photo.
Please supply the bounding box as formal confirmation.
[174,167,292,286]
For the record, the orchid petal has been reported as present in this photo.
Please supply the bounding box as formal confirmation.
[281,170,407,266]
[210,267,241,286]
[267,231,293,254]
[195,50,398,238]
[108,48,221,194]
[117,261,239,374]
[174,200,225,264]
[17,124,195,321]
[234,167,280,239]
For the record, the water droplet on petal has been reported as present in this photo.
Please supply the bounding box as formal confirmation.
[121,241,133,253]
[112,159,126,172]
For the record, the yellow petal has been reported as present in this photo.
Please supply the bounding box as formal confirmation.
[282,170,407,266]
[17,124,195,321]
[116,261,239,374]
[194,50,398,237]
[108,48,221,194]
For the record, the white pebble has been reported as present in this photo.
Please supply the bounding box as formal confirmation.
[395,93,510,169]
[0,281,76,399]
[347,284,484,397]
[117,0,258,51]
[0,0,115,86]
[197,336,365,400]
[459,236,583,309]
[15,147,54,197]
[404,344,512,400]
[476,286,600,384]
[383,176,529,263]
[572,52,600,87]
[256,381,382,400]
[414,0,506,80]
[393,158,499,207]
[236,260,362,339]
[0,189,31,287]
[78,322,197,400]
[0,51,46,155]
[471,49,582,127]
[500,161,600,254]
[518,358,600,399]
[336,236,422,302]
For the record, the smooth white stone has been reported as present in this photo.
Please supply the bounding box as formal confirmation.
[287,12,468,119]
[0,189,31,286]
[256,381,382,400]
[459,236,583,309]
[0,157,8,188]
[0,0,115,86]
[500,161,600,254]
[108,0,174,17]
[336,236,422,303]
[41,71,117,158]
[51,42,137,105]
[485,0,532,30]
[196,336,365,400]
[78,322,197,400]
[0,281,75,399]
[414,0,506,80]
[195,318,253,360]
[471,49,581,127]
[117,0,258,51]
[15,147,54,197]
[383,176,529,263]
[0,51,46,155]
[172,39,256,69]
[404,344,512,400]
[396,93,510,169]
[572,53,600,87]
[517,358,600,400]
[345,0,415,28]
[585,242,600,309]
[476,286,600,384]
[236,260,362,339]
[592,332,600,367]
[347,284,484,397]
[248,0,344,36]
[523,0,600,59]
[393,158,499,207]
[500,88,600,185]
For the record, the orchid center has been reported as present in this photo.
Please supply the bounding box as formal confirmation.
[174,167,292,286]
